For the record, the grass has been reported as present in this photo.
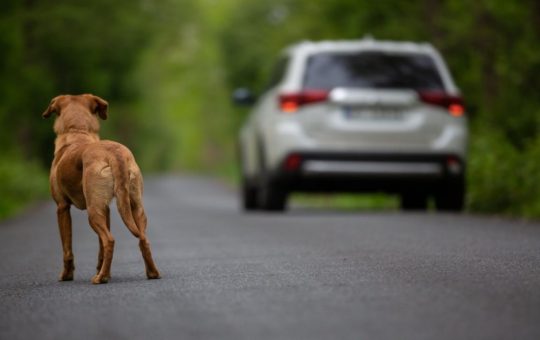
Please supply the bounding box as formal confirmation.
[0,154,49,219]
[290,193,399,211]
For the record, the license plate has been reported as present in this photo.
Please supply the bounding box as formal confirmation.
[343,107,404,121]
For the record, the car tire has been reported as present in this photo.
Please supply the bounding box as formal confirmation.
[435,176,465,212]
[259,179,288,212]
[238,141,260,211]
[254,139,288,212]
[400,191,428,211]
[241,180,259,211]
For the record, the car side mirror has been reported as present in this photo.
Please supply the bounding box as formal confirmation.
[232,88,256,106]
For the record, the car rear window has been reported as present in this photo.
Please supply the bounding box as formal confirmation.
[303,51,445,91]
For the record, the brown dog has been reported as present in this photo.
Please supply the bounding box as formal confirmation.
[43,94,160,284]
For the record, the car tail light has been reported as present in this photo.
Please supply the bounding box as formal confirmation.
[279,90,329,113]
[284,154,302,171]
[418,91,465,117]
[446,156,463,174]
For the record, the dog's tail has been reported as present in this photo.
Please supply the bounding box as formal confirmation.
[110,153,140,239]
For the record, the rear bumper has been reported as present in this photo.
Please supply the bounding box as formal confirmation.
[272,151,465,194]
[303,160,443,177]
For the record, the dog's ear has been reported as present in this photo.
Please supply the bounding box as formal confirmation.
[90,95,108,120]
[42,97,60,119]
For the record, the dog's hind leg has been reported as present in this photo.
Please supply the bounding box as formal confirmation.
[134,205,161,279]
[57,202,75,281]
[88,206,114,284]
[130,178,160,279]
[96,205,110,274]
[84,165,115,284]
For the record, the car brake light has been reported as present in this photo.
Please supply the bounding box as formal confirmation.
[279,90,329,113]
[446,156,462,174]
[418,91,465,117]
[284,154,302,171]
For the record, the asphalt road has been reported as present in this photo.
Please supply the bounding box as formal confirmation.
[1,175,540,340]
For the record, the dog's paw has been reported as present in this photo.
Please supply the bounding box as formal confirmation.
[147,270,161,280]
[59,271,74,282]
[91,274,109,284]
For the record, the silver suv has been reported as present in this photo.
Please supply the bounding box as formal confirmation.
[234,39,468,212]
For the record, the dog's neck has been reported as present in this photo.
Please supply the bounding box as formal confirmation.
[54,129,100,158]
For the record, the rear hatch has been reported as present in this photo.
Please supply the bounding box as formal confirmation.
[293,50,463,151]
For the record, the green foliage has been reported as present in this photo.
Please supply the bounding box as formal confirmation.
[293,194,398,211]
[0,0,162,164]
[127,0,237,172]
[468,126,540,218]
[467,128,522,213]
[0,154,49,219]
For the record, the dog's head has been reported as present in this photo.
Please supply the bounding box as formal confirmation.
[43,94,108,134]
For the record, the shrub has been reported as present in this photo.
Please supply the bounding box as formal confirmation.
[0,155,49,219]
[468,127,540,218]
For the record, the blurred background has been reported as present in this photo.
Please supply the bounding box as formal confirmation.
[1,0,539,218]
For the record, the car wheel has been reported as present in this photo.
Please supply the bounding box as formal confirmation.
[255,140,288,212]
[435,176,465,212]
[259,179,288,212]
[241,180,259,211]
[238,141,260,211]
[400,191,428,211]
